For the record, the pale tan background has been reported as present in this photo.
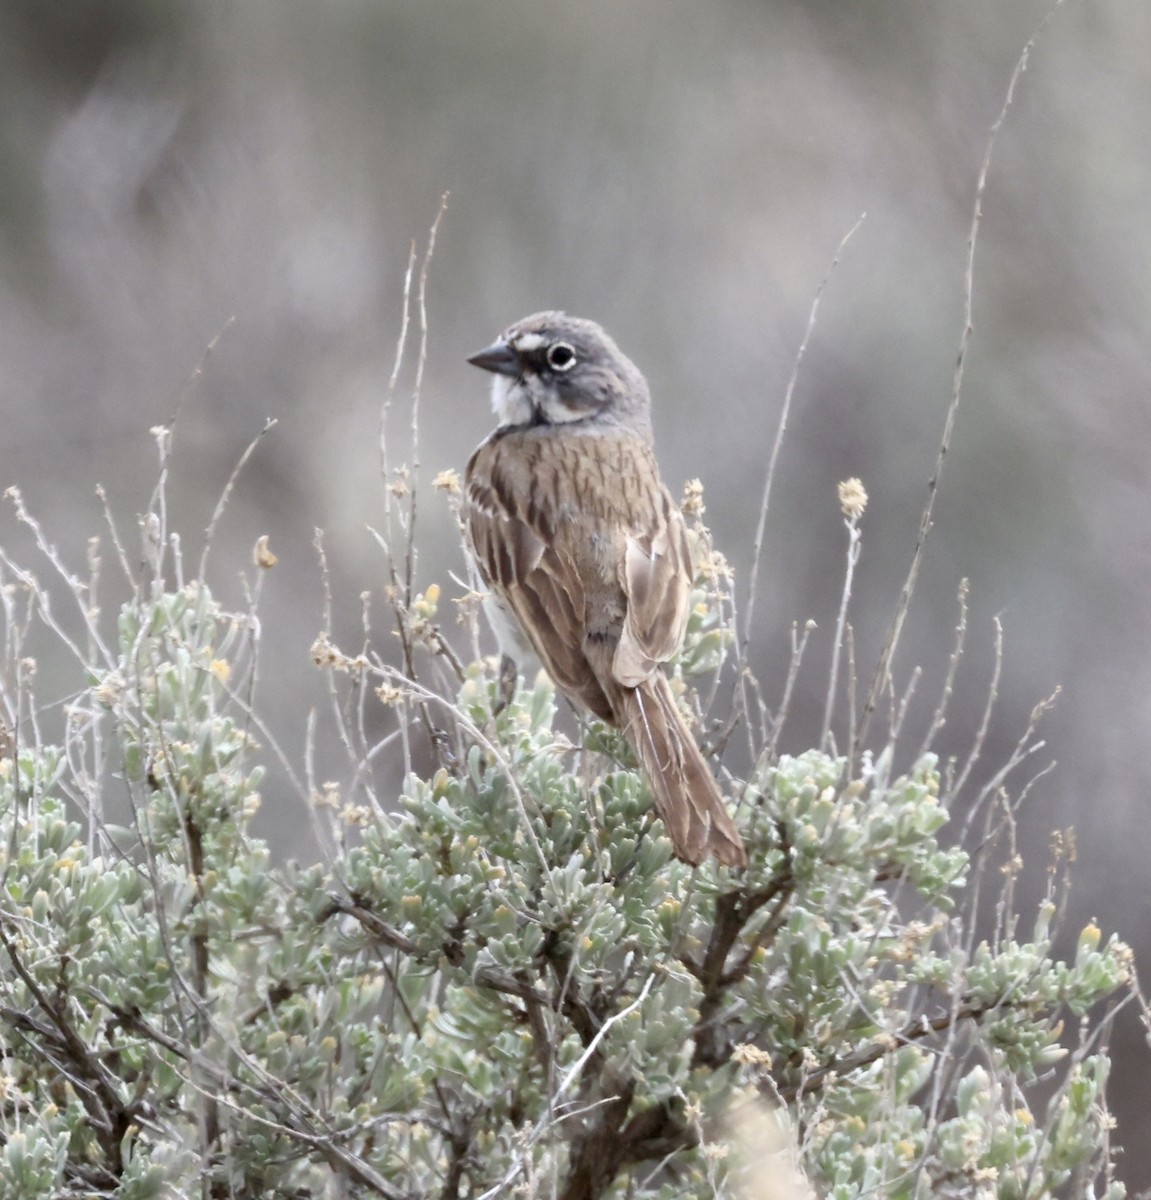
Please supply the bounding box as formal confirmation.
[1,0,1149,1184]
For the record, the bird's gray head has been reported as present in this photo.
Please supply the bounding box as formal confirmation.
[467,312,652,437]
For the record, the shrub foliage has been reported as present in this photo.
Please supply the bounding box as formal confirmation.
[0,479,1135,1200]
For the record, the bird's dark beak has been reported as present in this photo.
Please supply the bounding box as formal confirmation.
[467,339,519,377]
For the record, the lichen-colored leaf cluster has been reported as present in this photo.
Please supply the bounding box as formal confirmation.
[0,579,1134,1199]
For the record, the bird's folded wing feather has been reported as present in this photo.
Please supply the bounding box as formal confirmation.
[614,487,693,687]
[466,431,693,704]
[465,439,597,703]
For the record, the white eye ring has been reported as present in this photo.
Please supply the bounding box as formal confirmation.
[546,342,577,372]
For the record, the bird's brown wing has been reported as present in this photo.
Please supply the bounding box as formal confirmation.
[465,429,694,714]
[466,427,744,867]
[464,432,608,717]
[613,483,693,687]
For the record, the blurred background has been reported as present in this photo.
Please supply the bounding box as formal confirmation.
[1,0,1148,1182]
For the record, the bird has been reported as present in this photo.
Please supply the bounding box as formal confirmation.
[462,311,747,868]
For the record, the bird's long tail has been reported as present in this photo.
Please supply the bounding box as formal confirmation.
[617,674,746,867]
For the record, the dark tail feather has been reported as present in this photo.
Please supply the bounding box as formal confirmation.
[619,675,747,868]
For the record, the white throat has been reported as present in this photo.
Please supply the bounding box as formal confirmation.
[490,374,590,428]
[490,375,533,427]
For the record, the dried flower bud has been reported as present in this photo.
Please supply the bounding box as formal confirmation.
[254,535,278,568]
[838,478,868,520]
[681,478,706,516]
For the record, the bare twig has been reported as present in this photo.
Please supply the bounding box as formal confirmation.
[915,578,970,764]
[741,213,865,657]
[821,513,863,753]
[198,418,278,581]
[854,10,1062,757]
[767,619,816,760]
[949,613,1004,800]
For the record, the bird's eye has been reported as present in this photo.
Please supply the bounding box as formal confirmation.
[546,342,577,372]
